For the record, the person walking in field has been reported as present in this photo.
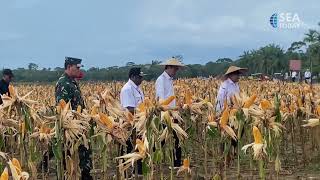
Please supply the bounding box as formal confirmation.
[304,69,311,84]
[215,66,247,113]
[55,57,92,180]
[291,71,297,82]
[120,67,146,175]
[0,69,14,105]
[155,57,185,167]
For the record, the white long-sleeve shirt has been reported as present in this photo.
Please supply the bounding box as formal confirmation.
[120,79,144,108]
[216,78,240,112]
[155,71,175,107]
[304,71,311,78]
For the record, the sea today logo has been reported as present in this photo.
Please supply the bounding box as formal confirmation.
[270,13,302,29]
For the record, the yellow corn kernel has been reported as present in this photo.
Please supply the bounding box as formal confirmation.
[220,108,229,127]
[59,99,67,110]
[136,139,145,154]
[160,96,175,106]
[12,158,22,174]
[0,167,8,180]
[260,99,271,110]
[243,94,257,108]
[8,85,15,97]
[137,102,146,112]
[183,158,190,168]
[99,113,113,129]
[253,126,263,144]
[76,105,82,113]
[90,106,98,116]
[185,91,192,105]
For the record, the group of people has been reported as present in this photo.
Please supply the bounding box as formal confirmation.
[286,69,312,83]
[0,57,248,179]
[54,57,190,178]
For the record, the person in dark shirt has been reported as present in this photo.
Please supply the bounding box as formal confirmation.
[0,69,14,105]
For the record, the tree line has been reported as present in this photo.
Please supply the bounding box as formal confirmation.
[2,22,320,83]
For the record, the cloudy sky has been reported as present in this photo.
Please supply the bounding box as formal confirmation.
[0,0,319,69]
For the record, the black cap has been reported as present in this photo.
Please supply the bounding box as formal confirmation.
[129,67,147,78]
[3,69,14,77]
[65,57,83,68]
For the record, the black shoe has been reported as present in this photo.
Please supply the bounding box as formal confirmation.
[174,160,182,167]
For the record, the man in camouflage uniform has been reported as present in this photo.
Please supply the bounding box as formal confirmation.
[55,57,85,110]
[55,57,92,180]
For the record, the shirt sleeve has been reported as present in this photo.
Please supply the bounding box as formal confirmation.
[120,88,136,108]
[155,77,165,100]
[215,85,227,112]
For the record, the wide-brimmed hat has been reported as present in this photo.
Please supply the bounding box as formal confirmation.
[224,66,247,75]
[160,57,185,67]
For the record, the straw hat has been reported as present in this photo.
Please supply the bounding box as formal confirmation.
[224,66,247,75]
[160,57,185,67]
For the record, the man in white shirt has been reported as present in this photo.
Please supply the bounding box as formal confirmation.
[291,71,297,82]
[120,67,146,175]
[156,57,185,107]
[304,69,311,83]
[120,67,145,113]
[216,66,247,113]
[156,57,185,167]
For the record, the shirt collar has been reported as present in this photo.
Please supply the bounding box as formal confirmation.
[163,71,173,80]
[128,79,139,89]
[227,78,237,85]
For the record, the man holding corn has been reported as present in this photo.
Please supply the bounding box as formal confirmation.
[120,67,146,175]
[216,66,247,112]
[156,57,185,167]
[55,57,92,180]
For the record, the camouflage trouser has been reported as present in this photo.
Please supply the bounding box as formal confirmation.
[78,145,93,180]
[41,145,92,180]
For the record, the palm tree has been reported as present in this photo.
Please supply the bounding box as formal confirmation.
[304,30,319,44]
[288,41,306,52]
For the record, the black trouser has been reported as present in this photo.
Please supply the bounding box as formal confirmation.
[173,130,182,167]
[159,126,182,167]
[121,134,143,174]
[41,145,92,180]
[78,145,93,180]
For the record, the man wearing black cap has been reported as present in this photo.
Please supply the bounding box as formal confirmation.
[120,67,146,113]
[120,67,146,175]
[0,69,14,105]
[55,57,92,180]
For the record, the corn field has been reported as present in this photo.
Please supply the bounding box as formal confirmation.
[0,78,320,180]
